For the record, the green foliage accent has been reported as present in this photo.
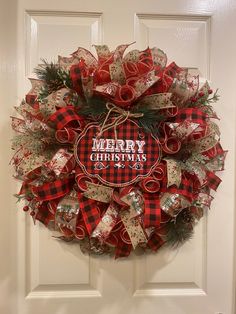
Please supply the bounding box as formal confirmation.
[78,96,108,119]
[188,89,220,116]
[179,153,209,171]
[59,204,73,211]
[14,193,26,203]
[200,104,216,117]
[131,105,165,135]
[57,68,73,89]
[11,126,61,162]
[164,209,195,248]
[187,153,209,164]
[14,191,34,203]
[206,89,220,104]
[12,133,43,154]
[35,60,73,99]
[38,86,50,102]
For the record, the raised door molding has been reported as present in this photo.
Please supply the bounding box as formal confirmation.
[134,14,211,78]
[25,10,102,76]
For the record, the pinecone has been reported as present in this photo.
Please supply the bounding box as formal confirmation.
[179,208,195,224]
[47,80,64,95]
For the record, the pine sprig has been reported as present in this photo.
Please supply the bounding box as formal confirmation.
[57,67,73,89]
[11,126,61,161]
[14,190,34,203]
[131,105,165,135]
[35,60,72,98]
[206,89,220,104]
[78,96,108,119]
[35,59,61,85]
[187,88,220,109]
[78,98,167,133]
[38,86,50,102]
[12,132,45,154]
[14,193,27,203]
[198,89,220,116]
[164,209,195,248]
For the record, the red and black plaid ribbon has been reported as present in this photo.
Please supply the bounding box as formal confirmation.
[32,177,73,201]
[164,62,182,78]
[77,193,101,235]
[115,240,132,259]
[147,232,165,252]
[143,193,161,228]
[167,177,194,201]
[48,106,81,130]
[70,64,84,96]
[205,171,222,191]
[173,108,208,124]
[35,201,55,226]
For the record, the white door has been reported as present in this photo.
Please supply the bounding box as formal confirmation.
[1,0,235,313]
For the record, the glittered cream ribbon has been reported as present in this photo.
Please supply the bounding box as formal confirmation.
[160,193,190,217]
[164,158,182,188]
[120,211,147,249]
[187,122,220,153]
[91,202,119,241]
[117,189,147,249]
[137,93,175,110]
[55,191,79,232]
[83,182,113,203]
[83,182,147,248]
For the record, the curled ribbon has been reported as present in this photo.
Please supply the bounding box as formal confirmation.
[115,85,136,107]
[56,128,77,143]
[159,123,182,154]
[75,172,97,191]
[139,177,160,193]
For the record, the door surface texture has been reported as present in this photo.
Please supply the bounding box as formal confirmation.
[0,1,236,314]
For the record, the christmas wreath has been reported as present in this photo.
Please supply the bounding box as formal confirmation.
[11,43,226,258]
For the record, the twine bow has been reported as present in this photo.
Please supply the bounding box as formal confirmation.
[97,102,144,139]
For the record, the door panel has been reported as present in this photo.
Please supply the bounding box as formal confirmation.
[135,14,210,77]
[1,0,235,313]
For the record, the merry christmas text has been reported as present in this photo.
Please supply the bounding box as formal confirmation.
[90,138,147,162]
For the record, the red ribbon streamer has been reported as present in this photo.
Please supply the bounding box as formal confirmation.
[143,194,161,228]
[32,177,74,201]
[205,171,222,191]
[48,106,82,130]
[166,177,194,201]
[77,193,101,235]
[173,108,208,124]
[147,232,165,252]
